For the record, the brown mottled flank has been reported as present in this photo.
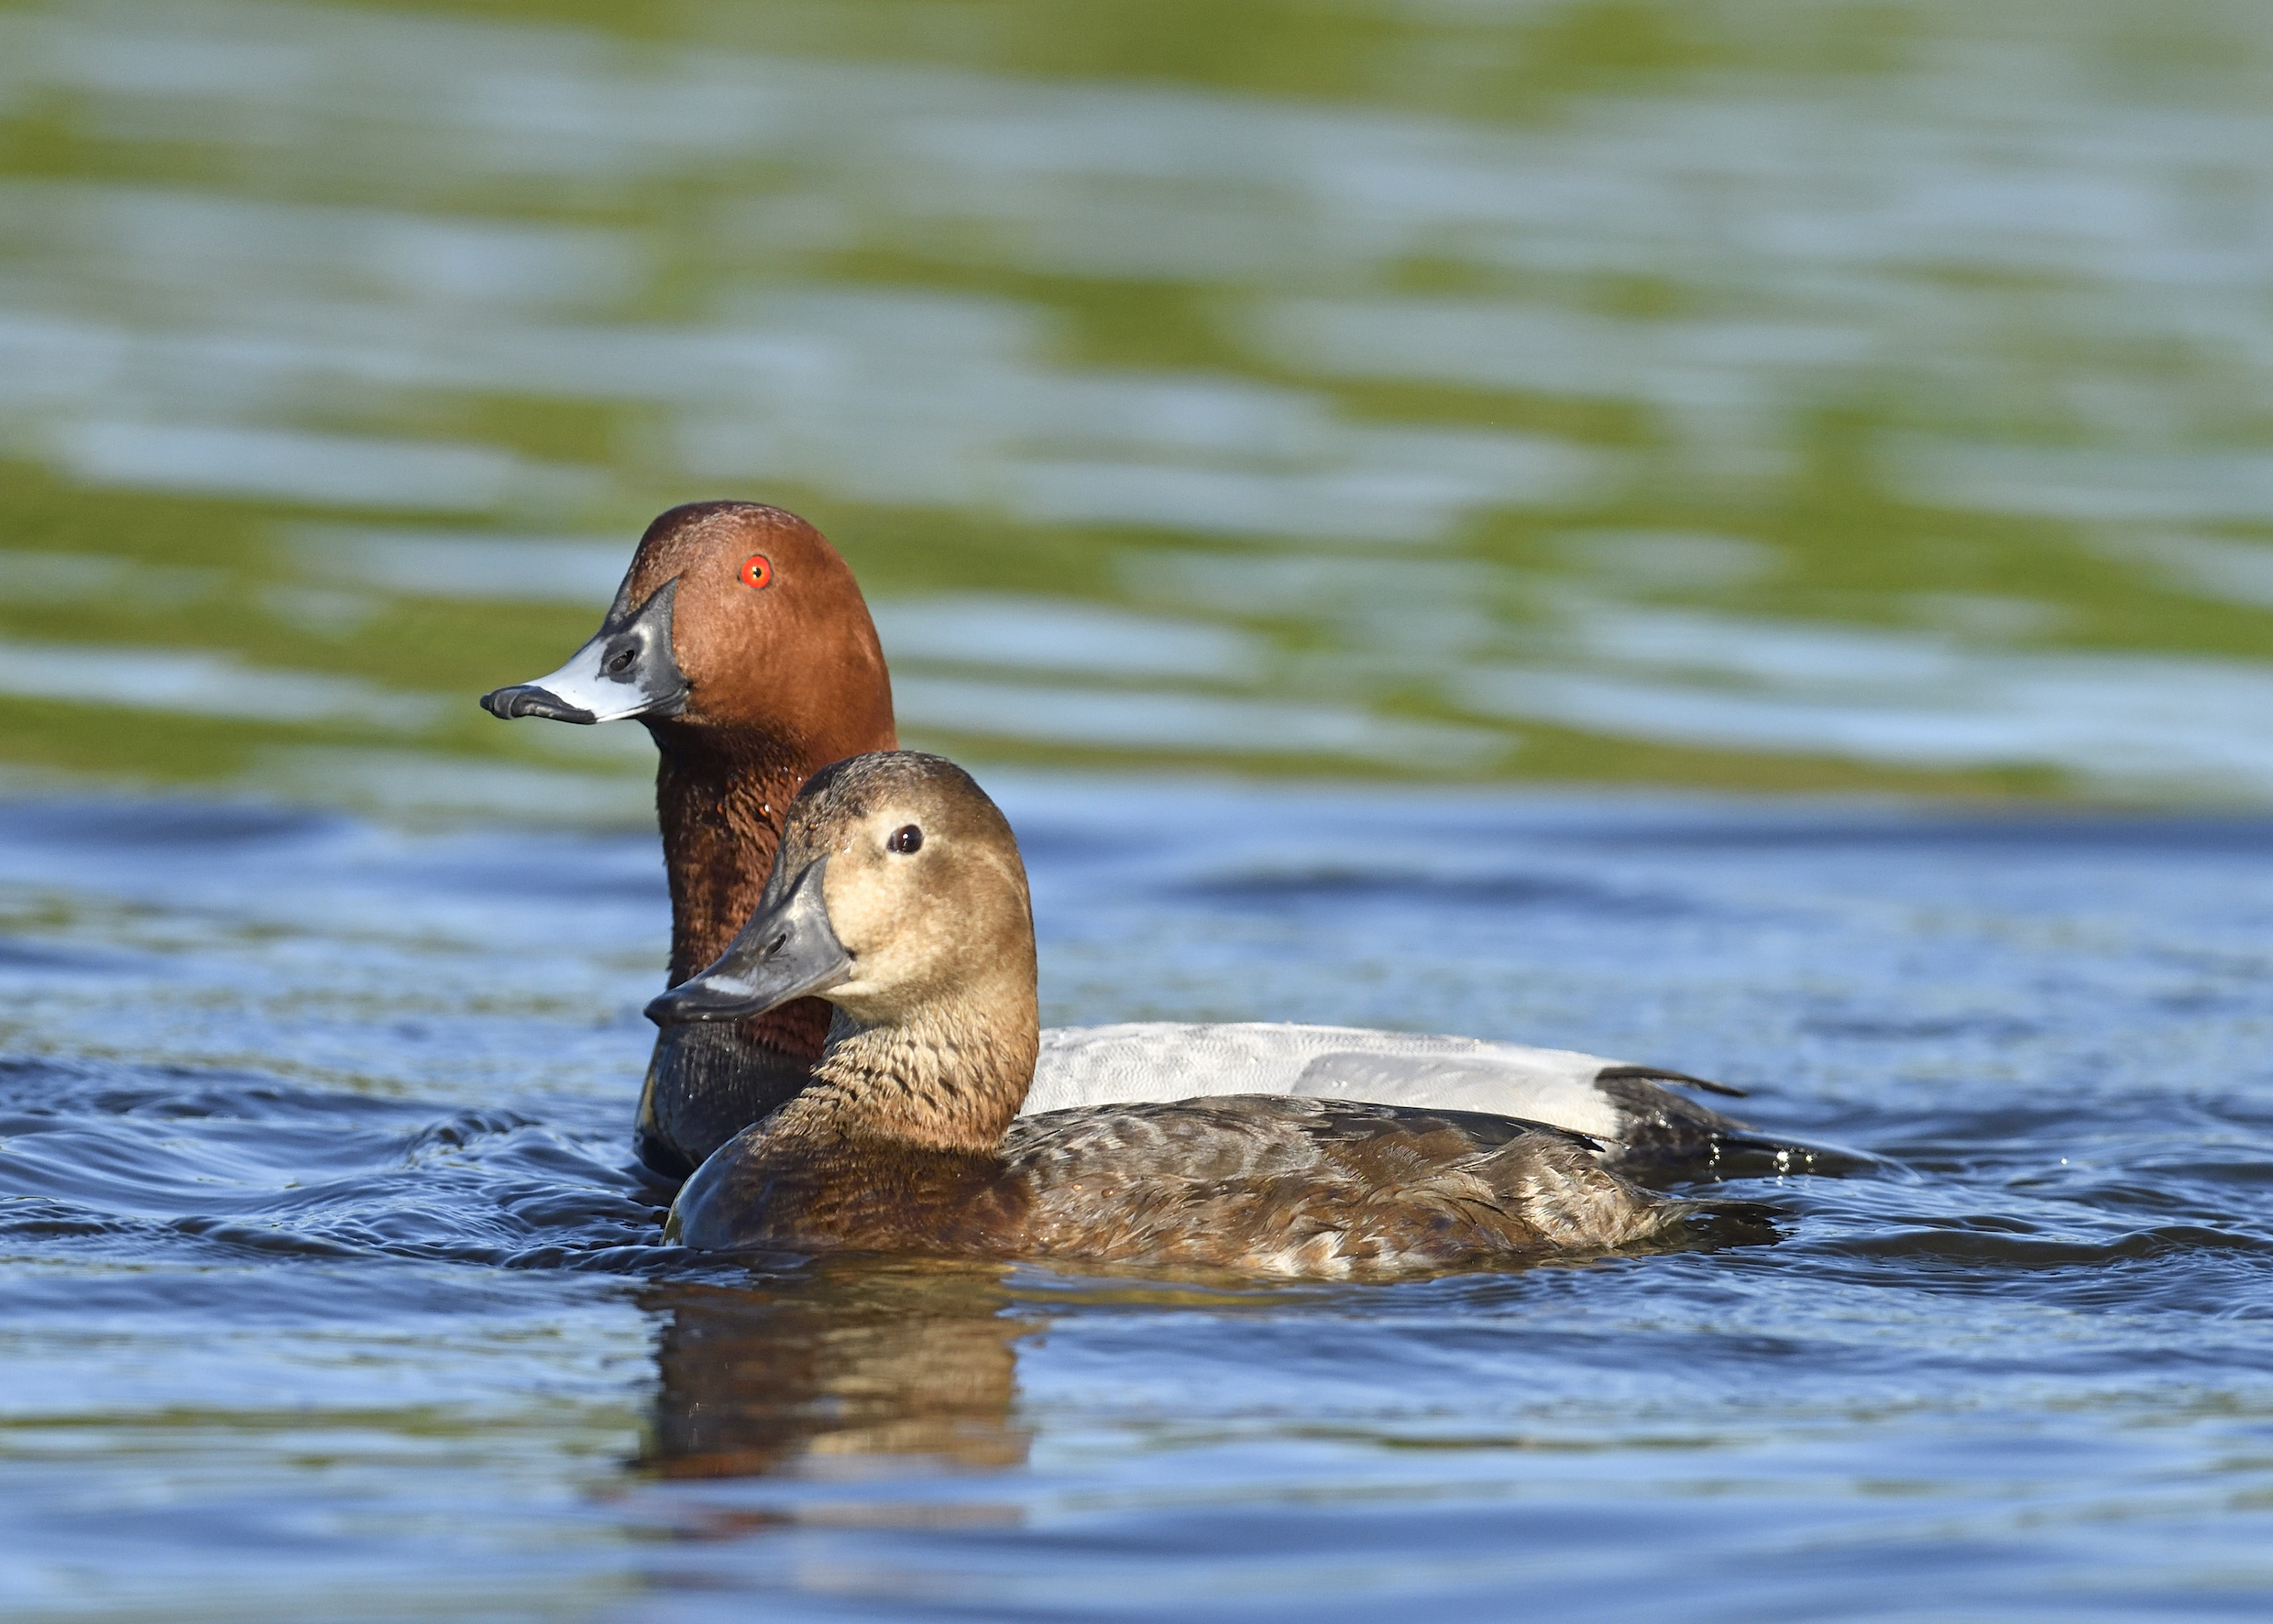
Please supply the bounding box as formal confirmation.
[668,752,1764,1278]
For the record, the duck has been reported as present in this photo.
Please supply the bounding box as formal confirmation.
[481,501,1776,1180]
[484,501,897,1177]
[652,751,1768,1277]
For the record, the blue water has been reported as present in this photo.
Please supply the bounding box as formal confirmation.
[5,779,2272,1620]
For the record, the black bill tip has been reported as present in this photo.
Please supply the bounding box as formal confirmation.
[480,684,598,724]
[645,978,757,1026]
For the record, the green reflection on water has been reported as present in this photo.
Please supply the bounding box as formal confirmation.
[4,0,2271,812]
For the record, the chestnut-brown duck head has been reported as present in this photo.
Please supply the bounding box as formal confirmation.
[482,500,894,763]
[480,501,900,1179]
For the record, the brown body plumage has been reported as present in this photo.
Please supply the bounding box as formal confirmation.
[659,752,1759,1278]
[676,1094,1699,1277]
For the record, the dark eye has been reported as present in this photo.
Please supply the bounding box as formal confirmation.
[886,825,923,854]
[604,646,635,675]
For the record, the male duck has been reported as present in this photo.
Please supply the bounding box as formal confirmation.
[483,501,1774,1180]
[653,752,1767,1277]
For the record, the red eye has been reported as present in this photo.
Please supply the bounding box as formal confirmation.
[741,554,774,590]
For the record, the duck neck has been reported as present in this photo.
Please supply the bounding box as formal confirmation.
[648,720,829,1057]
[784,991,1040,1156]
[649,721,805,978]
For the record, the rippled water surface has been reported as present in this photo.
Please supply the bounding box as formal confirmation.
[5,781,2273,1619]
[5,0,2273,803]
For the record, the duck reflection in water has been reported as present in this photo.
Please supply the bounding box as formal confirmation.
[639,1255,1038,1481]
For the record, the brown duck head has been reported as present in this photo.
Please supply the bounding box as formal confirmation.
[650,750,1041,1156]
[481,501,897,1177]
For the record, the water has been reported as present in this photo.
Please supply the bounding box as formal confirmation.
[8,0,2273,1616]
[5,781,2273,1619]
[5,0,2273,806]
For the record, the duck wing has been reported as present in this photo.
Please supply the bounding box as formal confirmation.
[1022,1023,1756,1174]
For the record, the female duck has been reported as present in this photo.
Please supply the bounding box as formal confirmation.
[482,502,1771,1180]
[653,752,1760,1277]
